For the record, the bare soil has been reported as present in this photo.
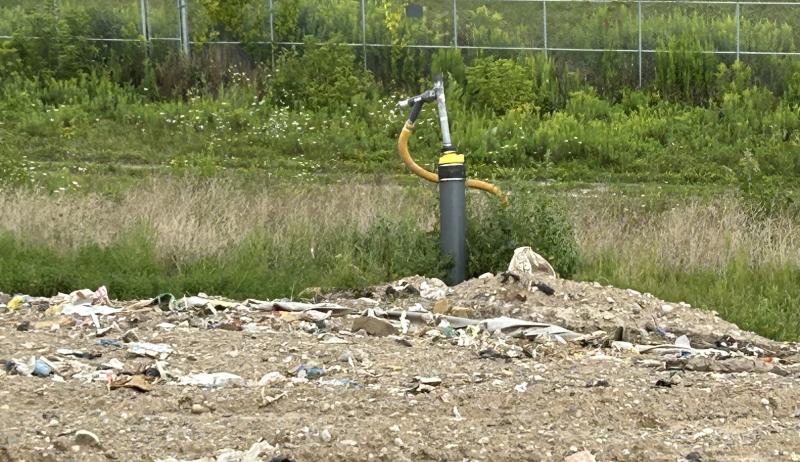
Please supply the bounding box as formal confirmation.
[1,273,799,462]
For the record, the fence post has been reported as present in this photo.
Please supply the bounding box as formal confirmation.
[361,0,367,70]
[638,0,642,88]
[177,0,190,56]
[139,0,150,53]
[268,0,274,68]
[452,0,458,48]
[735,1,740,62]
[542,0,548,58]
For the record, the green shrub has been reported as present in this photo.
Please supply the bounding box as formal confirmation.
[465,57,533,115]
[467,192,580,278]
[269,38,376,110]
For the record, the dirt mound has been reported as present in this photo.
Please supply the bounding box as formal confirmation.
[360,272,784,354]
[1,264,799,461]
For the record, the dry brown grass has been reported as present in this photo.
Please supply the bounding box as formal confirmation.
[3,179,798,271]
[572,194,800,269]
[0,178,437,261]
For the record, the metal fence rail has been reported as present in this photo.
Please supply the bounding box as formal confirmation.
[1,0,799,86]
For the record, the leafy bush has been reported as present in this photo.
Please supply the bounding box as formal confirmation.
[269,38,376,110]
[467,192,580,278]
[465,57,533,115]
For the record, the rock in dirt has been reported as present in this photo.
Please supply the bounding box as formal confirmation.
[190,403,211,414]
[351,315,397,336]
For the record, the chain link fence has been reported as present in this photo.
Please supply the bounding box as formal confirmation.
[2,0,800,88]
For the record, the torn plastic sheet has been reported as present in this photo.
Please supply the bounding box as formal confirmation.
[61,304,121,317]
[255,301,353,316]
[127,342,174,359]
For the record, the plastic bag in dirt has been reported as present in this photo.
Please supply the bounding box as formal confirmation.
[507,246,556,278]
[177,372,245,388]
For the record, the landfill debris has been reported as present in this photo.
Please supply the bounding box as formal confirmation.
[156,440,276,462]
[111,374,153,392]
[407,375,442,394]
[318,378,359,388]
[260,390,287,407]
[127,342,174,359]
[507,246,557,278]
[61,304,121,317]
[74,430,101,448]
[177,372,244,388]
[7,296,23,311]
[419,278,448,300]
[351,315,398,336]
[2,250,800,461]
[56,348,101,360]
[294,365,325,380]
[564,450,596,462]
[32,358,53,377]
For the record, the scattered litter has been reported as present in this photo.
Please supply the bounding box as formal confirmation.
[319,378,359,388]
[351,315,397,336]
[32,358,52,377]
[178,372,244,388]
[62,304,121,317]
[56,348,101,360]
[294,365,325,380]
[507,246,557,278]
[127,342,174,359]
[564,450,596,462]
[419,278,448,300]
[7,296,23,312]
[260,390,287,407]
[514,382,528,393]
[111,374,152,392]
[407,376,442,394]
[74,430,101,448]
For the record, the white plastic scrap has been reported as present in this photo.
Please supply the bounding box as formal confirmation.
[674,335,691,349]
[62,304,121,317]
[178,372,244,388]
[127,342,174,359]
[419,278,448,300]
[507,246,557,278]
[156,440,276,462]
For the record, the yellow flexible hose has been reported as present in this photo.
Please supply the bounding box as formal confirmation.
[466,178,508,205]
[398,121,508,205]
[398,122,438,183]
